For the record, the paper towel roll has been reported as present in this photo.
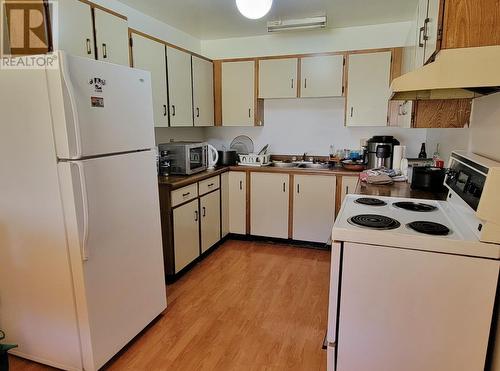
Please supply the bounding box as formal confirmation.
[393,145,406,170]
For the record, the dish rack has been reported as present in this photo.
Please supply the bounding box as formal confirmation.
[238,154,271,167]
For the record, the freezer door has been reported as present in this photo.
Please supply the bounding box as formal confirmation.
[58,150,166,370]
[49,51,155,159]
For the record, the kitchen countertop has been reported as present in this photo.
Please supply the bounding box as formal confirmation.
[355,181,448,201]
[158,165,362,190]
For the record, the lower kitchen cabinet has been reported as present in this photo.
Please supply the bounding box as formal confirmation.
[228,171,247,234]
[293,175,336,243]
[251,173,289,239]
[173,199,200,273]
[341,176,359,205]
[200,191,221,253]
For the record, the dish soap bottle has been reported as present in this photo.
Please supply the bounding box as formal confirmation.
[418,143,427,159]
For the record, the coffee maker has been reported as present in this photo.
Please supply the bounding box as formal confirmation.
[366,136,400,169]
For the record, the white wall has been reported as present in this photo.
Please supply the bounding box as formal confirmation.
[426,128,470,164]
[205,98,427,157]
[201,21,412,59]
[469,92,500,162]
[90,0,201,52]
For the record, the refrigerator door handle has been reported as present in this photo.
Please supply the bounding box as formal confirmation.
[70,162,90,261]
[60,56,83,159]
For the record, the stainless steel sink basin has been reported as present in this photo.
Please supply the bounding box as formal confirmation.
[270,162,299,168]
[297,163,331,170]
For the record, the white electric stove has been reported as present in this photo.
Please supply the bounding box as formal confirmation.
[327,151,500,371]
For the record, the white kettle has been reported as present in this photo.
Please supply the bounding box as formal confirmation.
[207,144,219,169]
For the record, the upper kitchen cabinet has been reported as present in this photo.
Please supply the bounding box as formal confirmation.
[300,55,344,98]
[192,56,215,127]
[130,33,168,127]
[414,0,444,68]
[221,60,257,126]
[167,46,194,127]
[93,8,129,65]
[54,0,129,66]
[346,51,392,127]
[258,58,298,99]
[56,0,94,58]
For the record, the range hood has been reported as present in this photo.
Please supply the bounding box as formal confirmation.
[390,46,500,100]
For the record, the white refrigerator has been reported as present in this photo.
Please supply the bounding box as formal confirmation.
[0,52,167,370]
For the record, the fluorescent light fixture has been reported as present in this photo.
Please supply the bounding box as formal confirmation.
[267,16,327,33]
[236,0,273,20]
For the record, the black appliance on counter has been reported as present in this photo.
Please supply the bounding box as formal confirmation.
[411,167,447,192]
[158,149,171,177]
[366,136,400,169]
[218,150,238,166]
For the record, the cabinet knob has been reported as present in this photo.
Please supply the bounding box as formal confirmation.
[102,43,107,59]
[194,210,198,222]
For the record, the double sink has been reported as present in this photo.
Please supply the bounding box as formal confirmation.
[270,162,331,170]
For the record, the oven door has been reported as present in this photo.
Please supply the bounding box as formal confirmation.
[187,145,207,174]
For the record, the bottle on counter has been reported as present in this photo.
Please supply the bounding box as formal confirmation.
[418,143,427,159]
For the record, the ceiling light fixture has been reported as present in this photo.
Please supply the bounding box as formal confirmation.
[236,0,273,20]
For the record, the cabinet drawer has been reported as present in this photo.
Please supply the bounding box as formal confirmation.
[171,184,198,207]
[199,176,220,196]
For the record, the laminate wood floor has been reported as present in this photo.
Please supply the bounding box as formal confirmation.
[10,240,331,371]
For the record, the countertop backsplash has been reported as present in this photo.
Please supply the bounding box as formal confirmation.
[204,98,428,157]
[154,98,471,163]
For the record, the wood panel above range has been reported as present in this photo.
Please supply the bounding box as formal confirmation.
[442,0,500,49]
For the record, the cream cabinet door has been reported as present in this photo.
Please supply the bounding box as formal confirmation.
[293,175,336,243]
[341,176,359,205]
[55,0,94,59]
[300,55,344,98]
[193,56,214,127]
[251,173,289,239]
[424,0,442,64]
[94,9,129,66]
[414,0,428,68]
[221,173,230,237]
[222,61,255,126]
[167,47,194,127]
[228,171,246,234]
[200,191,221,253]
[346,51,392,127]
[131,34,168,127]
[173,199,200,273]
[259,58,298,99]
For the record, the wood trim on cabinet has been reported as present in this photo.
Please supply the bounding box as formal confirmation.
[128,28,212,63]
[127,28,134,67]
[254,59,261,126]
[213,60,223,126]
[335,175,343,217]
[288,174,294,239]
[390,48,403,82]
[296,58,302,98]
[78,0,127,20]
[246,171,251,235]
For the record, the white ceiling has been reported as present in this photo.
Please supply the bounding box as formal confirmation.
[120,0,418,40]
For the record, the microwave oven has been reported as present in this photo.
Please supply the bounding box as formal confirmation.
[158,142,208,175]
